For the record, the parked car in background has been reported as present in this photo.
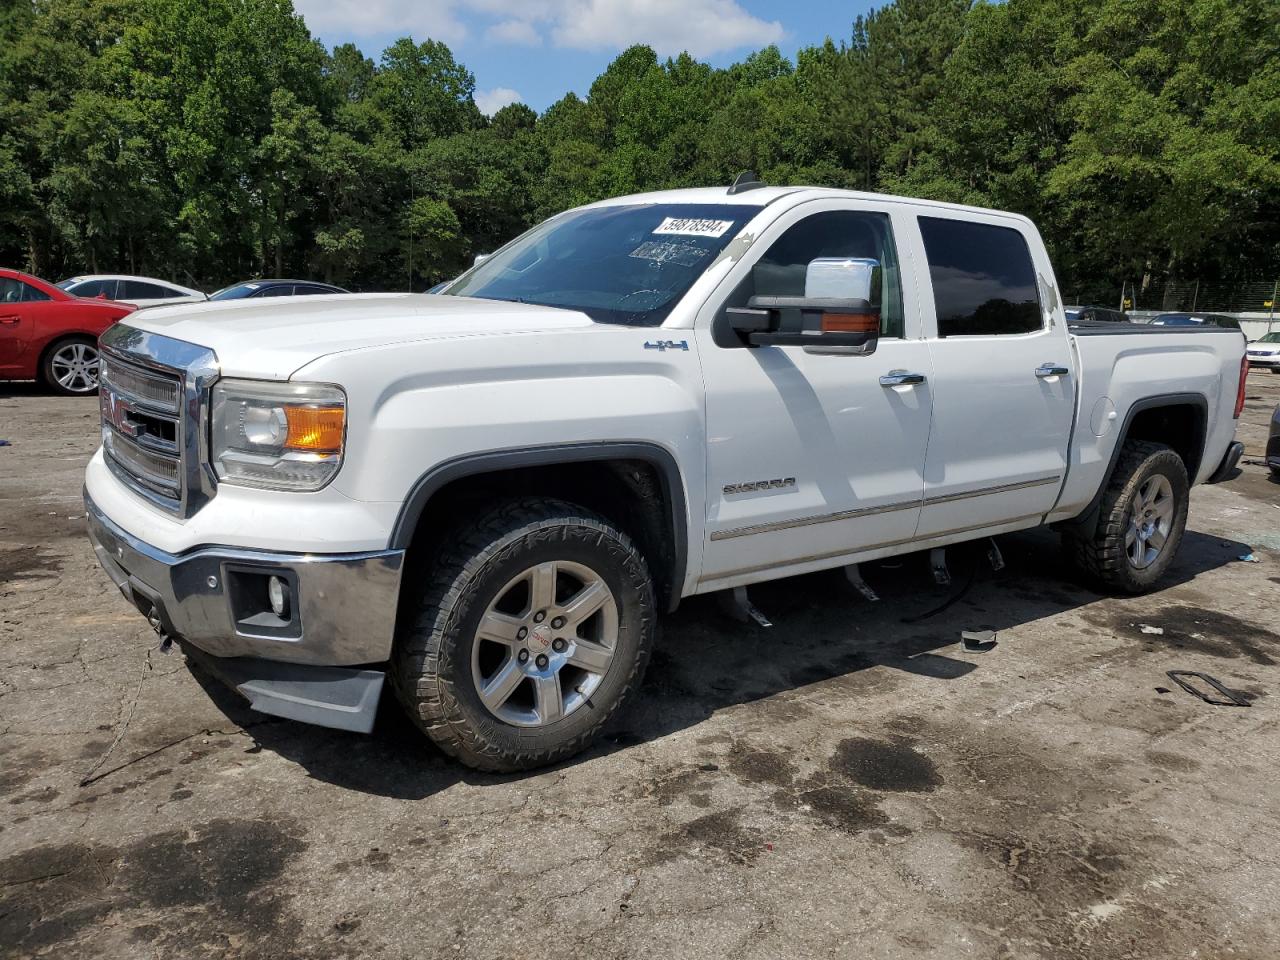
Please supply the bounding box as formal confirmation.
[1151,312,1241,329]
[1064,304,1128,323]
[1,268,135,394]
[1246,331,1280,373]
[58,275,205,309]
[209,279,349,301]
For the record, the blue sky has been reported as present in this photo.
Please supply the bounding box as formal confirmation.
[292,1,878,113]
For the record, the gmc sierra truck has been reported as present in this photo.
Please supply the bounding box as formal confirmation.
[85,183,1248,771]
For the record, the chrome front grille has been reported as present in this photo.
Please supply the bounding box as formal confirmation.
[98,325,220,518]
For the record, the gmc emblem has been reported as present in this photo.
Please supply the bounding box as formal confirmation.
[101,390,140,438]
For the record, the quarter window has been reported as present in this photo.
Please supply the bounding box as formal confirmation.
[121,280,175,299]
[919,217,1042,337]
[747,211,906,338]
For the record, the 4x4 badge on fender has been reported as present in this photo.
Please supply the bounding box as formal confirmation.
[643,340,689,352]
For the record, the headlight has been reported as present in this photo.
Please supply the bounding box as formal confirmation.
[210,379,346,491]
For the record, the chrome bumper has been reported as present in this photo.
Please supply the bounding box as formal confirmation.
[85,490,405,667]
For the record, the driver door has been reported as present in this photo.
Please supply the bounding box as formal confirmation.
[694,200,934,588]
[0,277,43,372]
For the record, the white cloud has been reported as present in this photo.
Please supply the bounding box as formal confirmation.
[486,18,542,45]
[551,0,784,58]
[295,0,784,59]
[293,0,467,43]
[474,86,524,114]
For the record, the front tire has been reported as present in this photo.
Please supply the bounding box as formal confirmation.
[1063,440,1189,593]
[42,336,101,395]
[393,497,656,772]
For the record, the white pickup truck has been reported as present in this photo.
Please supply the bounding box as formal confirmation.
[85,182,1248,771]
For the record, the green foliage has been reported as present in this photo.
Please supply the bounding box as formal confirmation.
[0,0,1276,293]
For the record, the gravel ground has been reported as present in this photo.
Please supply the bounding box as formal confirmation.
[1,371,1278,960]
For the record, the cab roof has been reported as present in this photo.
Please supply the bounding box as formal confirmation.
[584,184,1037,227]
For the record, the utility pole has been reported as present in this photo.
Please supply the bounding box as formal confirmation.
[407,178,414,292]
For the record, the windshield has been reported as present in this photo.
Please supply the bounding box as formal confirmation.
[443,203,762,326]
[1258,332,1280,343]
[209,282,262,301]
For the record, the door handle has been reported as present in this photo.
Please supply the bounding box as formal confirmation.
[1035,363,1070,378]
[0,316,19,325]
[879,371,926,387]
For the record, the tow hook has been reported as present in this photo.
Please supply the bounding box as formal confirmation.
[144,606,173,653]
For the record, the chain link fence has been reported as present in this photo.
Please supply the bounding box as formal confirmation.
[1062,279,1280,316]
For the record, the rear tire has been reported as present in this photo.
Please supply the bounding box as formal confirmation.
[1063,440,1189,594]
[393,497,656,772]
[42,336,101,395]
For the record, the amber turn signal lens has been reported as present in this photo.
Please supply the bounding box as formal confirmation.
[284,405,345,452]
[821,312,879,333]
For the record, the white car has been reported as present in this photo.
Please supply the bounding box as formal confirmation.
[57,275,205,309]
[84,182,1248,772]
[1246,332,1280,372]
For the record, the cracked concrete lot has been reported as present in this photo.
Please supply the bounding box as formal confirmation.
[2,372,1279,960]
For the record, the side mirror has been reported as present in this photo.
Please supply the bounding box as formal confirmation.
[722,257,881,355]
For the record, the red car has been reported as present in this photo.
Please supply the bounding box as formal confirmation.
[0,268,135,395]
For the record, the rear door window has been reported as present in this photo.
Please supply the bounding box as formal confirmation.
[918,217,1042,337]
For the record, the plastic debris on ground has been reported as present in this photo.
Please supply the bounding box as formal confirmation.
[1166,670,1252,708]
[960,629,997,652]
[1139,624,1165,635]
[1237,553,1261,563]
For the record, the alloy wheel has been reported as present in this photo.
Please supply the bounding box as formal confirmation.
[1125,474,1174,569]
[50,342,101,394]
[470,559,619,727]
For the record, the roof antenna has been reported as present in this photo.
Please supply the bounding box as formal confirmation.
[727,170,765,195]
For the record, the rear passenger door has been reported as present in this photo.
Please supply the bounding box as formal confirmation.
[911,213,1074,539]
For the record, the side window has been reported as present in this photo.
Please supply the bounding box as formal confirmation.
[122,280,172,299]
[292,285,329,296]
[20,282,50,302]
[918,217,1042,337]
[69,279,116,299]
[0,278,23,303]
[748,210,906,338]
[259,285,295,298]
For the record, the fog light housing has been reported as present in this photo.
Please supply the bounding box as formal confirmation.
[268,575,290,618]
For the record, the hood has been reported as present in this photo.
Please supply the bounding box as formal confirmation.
[120,293,596,379]
[1248,341,1280,353]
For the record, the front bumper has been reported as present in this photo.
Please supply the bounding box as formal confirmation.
[86,491,405,732]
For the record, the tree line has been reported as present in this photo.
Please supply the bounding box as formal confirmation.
[1,0,1276,296]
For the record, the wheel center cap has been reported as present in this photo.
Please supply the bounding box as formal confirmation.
[529,623,552,650]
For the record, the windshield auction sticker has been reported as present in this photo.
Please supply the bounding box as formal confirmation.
[652,217,734,238]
